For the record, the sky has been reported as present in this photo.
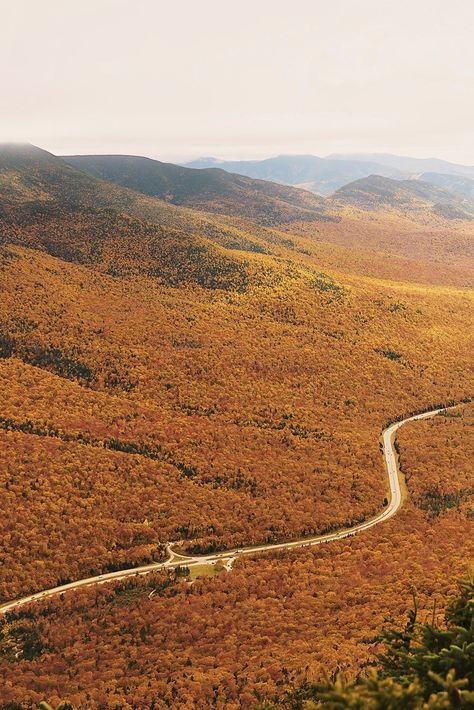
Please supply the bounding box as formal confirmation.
[2,0,474,163]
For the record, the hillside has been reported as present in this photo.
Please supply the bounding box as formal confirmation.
[331,174,474,220]
[183,154,403,195]
[0,235,472,601]
[0,148,472,600]
[4,0,474,707]
[0,143,473,709]
[7,145,474,294]
[63,154,336,226]
[2,393,473,707]
[0,143,271,289]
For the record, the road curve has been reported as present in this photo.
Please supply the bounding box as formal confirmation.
[0,405,454,615]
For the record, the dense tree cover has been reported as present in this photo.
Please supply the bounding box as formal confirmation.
[2,203,251,291]
[258,576,474,709]
[11,576,474,710]
[62,154,336,227]
[0,145,473,707]
[0,144,266,290]
[398,406,474,519]
[1,145,473,291]
[0,407,473,707]
[287,210,474,286]
[331,173,474,220]
[0,510,472,707]
[0,243,472,599]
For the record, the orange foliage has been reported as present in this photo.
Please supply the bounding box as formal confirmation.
[0,146,473,709]
[0,243,472,602]
[1,408,473,708]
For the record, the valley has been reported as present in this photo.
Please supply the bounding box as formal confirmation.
[0,403,458,616]
[0,144,472,709]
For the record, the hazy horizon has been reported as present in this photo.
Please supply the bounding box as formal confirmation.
[3,0,474,164]
[7,142,474,169]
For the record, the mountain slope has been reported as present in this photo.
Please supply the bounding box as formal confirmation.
[63,154,336,226]
[182,154,403,195]
[331,174,474,220]
[0,144,274,289]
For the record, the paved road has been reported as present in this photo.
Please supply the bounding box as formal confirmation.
[0,405,451,615]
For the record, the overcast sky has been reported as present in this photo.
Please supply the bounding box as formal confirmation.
[2,0,474,163]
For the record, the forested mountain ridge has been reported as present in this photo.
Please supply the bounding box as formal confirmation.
[0,143,268,289]
[65,149,474,230]
[331,174,474,220]
[6,144,473,293]
[63,154,337,225]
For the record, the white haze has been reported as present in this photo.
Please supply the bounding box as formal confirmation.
[2,0,474,164]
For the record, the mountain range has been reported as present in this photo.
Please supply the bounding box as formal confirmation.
[328,152,474,178]
[417,171,474,199]
[64,151,474,224]
[1,144,473,293]
[183,154,403,195]
[183,152,474,198]
[63,154,336,226]
[0,143,258,289]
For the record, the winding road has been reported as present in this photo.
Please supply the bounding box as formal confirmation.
[0,405,451,615]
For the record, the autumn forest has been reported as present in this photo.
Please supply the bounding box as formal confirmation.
[0,141,473,709]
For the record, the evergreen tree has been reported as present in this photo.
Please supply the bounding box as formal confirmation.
[257,576,474,709]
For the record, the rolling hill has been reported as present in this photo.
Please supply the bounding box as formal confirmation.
[3,145,472,291]
[331,174,474,220]
[62,154,336,225]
